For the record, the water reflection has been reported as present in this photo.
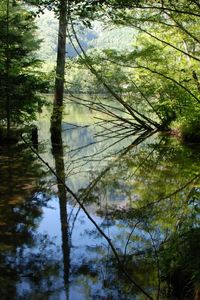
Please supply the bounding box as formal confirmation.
[1,101,200,299]
[0,143,60,299]
[87,135,200,299]
[51,116,70,299]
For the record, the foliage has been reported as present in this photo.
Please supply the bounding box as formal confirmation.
[180,116,200,143]
[83,134,200,297]
[31,0,200,136]
[160,228,200,298]
[0,0,48,135]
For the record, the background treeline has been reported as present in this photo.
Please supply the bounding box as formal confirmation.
[36,11,137,94]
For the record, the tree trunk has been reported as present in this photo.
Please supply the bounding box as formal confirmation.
[51,0,68,142]
[54,0,68,107]
[6,0,11,139]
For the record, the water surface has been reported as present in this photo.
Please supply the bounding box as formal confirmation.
[1,99,200,299]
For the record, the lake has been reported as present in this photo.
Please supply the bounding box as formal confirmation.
[0,97,200,299]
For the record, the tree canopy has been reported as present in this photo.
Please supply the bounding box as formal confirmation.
[0,0,47,138]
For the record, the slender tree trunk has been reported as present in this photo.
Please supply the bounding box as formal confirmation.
[51,3,69,287]
[54,0,68,106]
[6,0,11,139]
[51,0,68,142]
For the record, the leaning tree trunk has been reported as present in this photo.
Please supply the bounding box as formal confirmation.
[51,0,68,142]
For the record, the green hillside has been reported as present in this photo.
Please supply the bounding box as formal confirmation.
[36,11,136,61]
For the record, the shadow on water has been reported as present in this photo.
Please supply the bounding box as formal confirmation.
[1,100,200,299]
[0,143,62,300]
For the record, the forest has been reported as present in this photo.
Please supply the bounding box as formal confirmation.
[0,0,200,299]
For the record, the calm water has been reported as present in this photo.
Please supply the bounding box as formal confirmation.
[0,99,200,300]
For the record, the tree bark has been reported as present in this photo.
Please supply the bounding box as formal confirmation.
[54,0,68,107]
[51,0,68,142]
[6,0,11,139]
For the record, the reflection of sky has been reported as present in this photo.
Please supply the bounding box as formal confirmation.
[63,125,133,192]
[38,196,131,258]
[37,194,137,299]
[38,99,142,192]
[34,102,158,299]
[3,100,200,299]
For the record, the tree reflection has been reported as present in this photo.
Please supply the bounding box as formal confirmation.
[0,143,60,299]
[72,134,200,299]
[51,118,70,299]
